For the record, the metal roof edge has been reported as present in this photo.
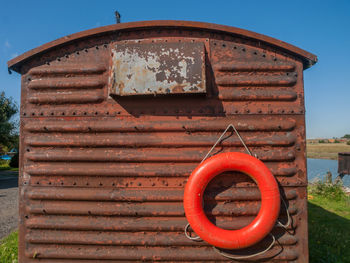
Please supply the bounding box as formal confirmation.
[7,20,317,73]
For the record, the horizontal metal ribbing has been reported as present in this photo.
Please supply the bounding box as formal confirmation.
[23,117,296,133]
[25,187,298,201]
[218,89,298,101]
[25,230,298,246]
[215,75,297,87]
[28,90,105,104]
[25,148,296,162]
[28,77,106,90]
[25,215,297,232]
[25,132,296,147]
[26,200,297,216]
[28,65,107,75]
[24,162,298,177]
[25,244,298,261]
[213,62,296,72]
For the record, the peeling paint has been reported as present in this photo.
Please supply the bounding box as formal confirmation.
[110,41,206,96]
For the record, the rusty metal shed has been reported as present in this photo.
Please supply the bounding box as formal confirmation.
[8,20,317,262]
[338,152,350,176]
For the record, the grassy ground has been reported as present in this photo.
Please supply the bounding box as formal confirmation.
[306,141,350,160]
[0,231,18,263]
[0,162,18,172]
[308,183,350,263]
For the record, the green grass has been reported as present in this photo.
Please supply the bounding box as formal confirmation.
[0,231,18,263]
[0,162,18,172]
[308,183,350,263]
[306,141,350,160]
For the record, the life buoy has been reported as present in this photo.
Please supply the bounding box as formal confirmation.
[183,152,280,249]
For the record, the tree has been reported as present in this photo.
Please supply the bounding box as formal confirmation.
[343,134,350,139]
[0,91,18,150]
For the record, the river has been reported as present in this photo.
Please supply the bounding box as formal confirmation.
[307,158,350,186]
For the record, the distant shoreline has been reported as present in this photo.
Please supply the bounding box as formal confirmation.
[307,141,350,160]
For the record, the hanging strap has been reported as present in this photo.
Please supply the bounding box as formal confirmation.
[201,123,256,164]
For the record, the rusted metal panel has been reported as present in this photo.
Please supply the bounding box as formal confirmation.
[7,21,317,72]
[110,41,206,96]
[9,21,315,262]
[338,152,350,175]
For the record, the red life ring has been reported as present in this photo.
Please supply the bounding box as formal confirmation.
[183,152,280,249]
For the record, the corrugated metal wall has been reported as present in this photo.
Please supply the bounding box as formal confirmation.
[14,22,314,262]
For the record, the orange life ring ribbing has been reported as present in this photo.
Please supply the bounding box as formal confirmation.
[183,152,280,249]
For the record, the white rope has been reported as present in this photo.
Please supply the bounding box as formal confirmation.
[184,223,202,241]
[276,197,292,229]
[212,234,276,260]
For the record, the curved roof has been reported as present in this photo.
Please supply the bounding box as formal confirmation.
[7,20,317,73]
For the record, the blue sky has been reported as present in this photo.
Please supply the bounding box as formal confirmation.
[1,0,349,138]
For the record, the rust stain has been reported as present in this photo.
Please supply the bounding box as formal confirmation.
[9,21,315,262]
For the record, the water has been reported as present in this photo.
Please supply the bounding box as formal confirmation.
[307,158,350,186]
